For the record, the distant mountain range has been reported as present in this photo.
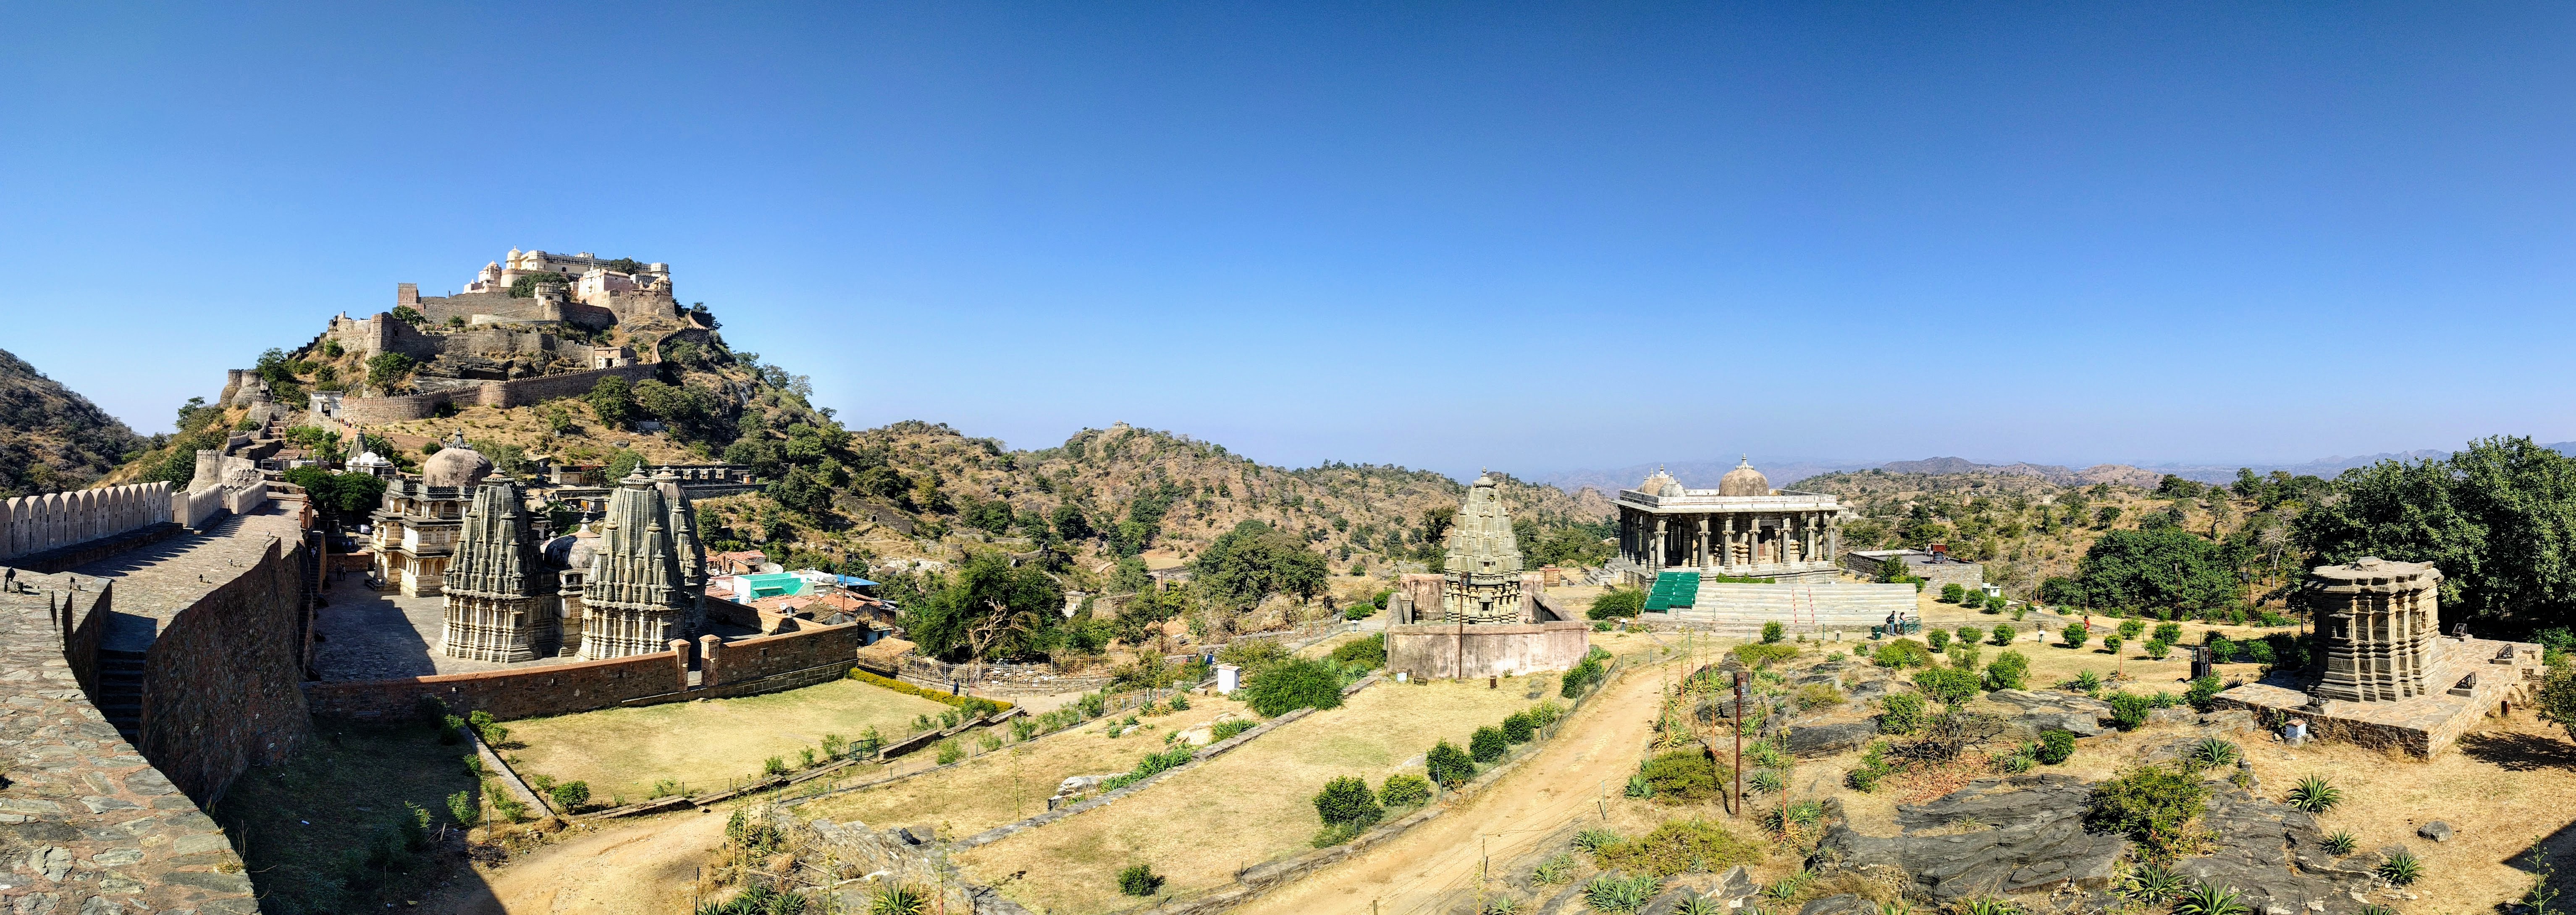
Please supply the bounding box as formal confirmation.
[1535,445,2576,493]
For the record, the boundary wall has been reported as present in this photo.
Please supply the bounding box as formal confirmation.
[0,482,173,563]
[1386,620,1590,679]
[140,541,317,804]
[336,362,661,423]
[303,621,868,722]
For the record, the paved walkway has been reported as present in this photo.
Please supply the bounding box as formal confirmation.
[69,506,305,651]
[312,574,586,680]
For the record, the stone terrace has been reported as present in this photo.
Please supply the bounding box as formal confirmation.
[0,575,257,915]
[69,508,306,653]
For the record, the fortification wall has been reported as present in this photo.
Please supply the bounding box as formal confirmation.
[0,482,173,563]
[139,541,314,805]
[0,580,262,913]
[334,363,661,422]
[703,623,865,688]
[1385,621,1590,680]
[303,648,687,721]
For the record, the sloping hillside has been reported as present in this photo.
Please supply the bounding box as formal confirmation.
[0,349,142,497]
[1791,469,2254,598]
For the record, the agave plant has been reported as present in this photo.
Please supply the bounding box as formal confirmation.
[1483,898,1525,915]
[1572,828,1624,854]
[2070,670,2104,692]
[2287,774,2342,813]
[1763,869,1815,902]
[2356,906,2397,915]
[864,884,928,915]
[1749,769,1786,794]
[1582,873,1660,913]
[1876,900,1915,915]
[2188,738,2242,768]
[2172,882,2248,915]
[1960,897,2020,915]
[1677,897,1726,915]
[2378,848,2424,886]
[2322,830,2358,856]
[2120,863,2187,905]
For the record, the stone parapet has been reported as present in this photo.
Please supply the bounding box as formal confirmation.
[0,482,174,564]
[0,579,260,915]
[1385,620,1589,680]
[333,363,661,424]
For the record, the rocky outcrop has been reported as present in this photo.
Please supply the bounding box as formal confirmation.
[2169,787,2378,913]
[1788,721,1881,757]
[1818,774,2127,901]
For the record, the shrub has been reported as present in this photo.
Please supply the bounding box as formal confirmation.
[1948,642,1982,671]
[1928,629,1952,652]
[1471,726,1508,763]
[1427,740,1476,787]
[1379,773,1432,809]
[1987,594,2009,613]
[1625,773,1654,798]
[1502,711,1536,742]
[764,755,792,775]
[447,790,479,825]
[1846,740,1896,792]
[1210,718,1257,742]
[1563,653,1611,697]
[1328,633,1387,668]
[1941,583,1967,603]
[1592,818,1765,878]
[1870,639,1933,669]
[2086,763,2210,861]
[1116,863,1165,896]
[1955,625,1982,646]
[548,781,591,811]
[1981,650,2029,691]
[1761,621,1786,644]
[1638,749,1724,804]
[1589,587,1647,619]
[1572,827,1624,853]
[1313,775,1383,828]
[2102,634,2125,654]
[1794,683,1845,711]
[467,710,508,745]
[2107,692,2153,730]
[934,740,964,765]
[2143,639,2172,660]
[2037,729,2076,765]
[1878,692,1928,734]
[2060,623,2090,648]
[2286,774,2342,813]
[1912,667,1980,706]
[2153,621,2184,645]
[2118,619,2146,639]
[1988,625,2015,646]
[2184,675,2224,712]
[1242,657,1346,716]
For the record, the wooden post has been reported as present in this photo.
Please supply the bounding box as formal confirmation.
[1731,671,1746,816]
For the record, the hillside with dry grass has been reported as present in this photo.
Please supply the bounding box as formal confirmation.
[0,348,143,497]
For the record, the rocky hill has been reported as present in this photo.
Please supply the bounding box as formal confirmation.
[1788,469,2261,598]
[0,349,143,498]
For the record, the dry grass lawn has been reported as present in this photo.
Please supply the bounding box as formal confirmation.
[800,694,1257,839]
[957,676,1551,913]
[505,678,953,802]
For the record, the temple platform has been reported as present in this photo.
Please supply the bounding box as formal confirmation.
[2211,636,2546,757]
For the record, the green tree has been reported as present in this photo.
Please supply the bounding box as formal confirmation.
[507,271,567,297]
[586,376,637,430]
[2295,437,2576,627]
[2071,527,2236,612]
[364,352,416,392]
[2537,666,2576,742]
[1191,520,1328,610]
[1109,556,1151,593]
[902,552,1065,662]
[1588,588,1646,620]
[1312,776,1383,828]
[1241,656,1344,716]
[1052,503,1096,543]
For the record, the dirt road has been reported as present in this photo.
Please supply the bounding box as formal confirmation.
[436,808,729,915]
[1232,658,1676,915]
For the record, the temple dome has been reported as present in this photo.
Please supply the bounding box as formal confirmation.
[1639,466,1683,498]
[1717,457,1770,497]
[422,444,495,488]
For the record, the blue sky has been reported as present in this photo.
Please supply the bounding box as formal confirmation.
[5,3,2573,479]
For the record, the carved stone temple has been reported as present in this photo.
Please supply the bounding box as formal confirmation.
[1612,458,1845,585]
[2214,556,2547,756]
[1384,472,1588,679]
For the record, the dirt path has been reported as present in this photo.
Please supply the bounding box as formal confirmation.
[438,808,730,915]
[1233,658,1678,915]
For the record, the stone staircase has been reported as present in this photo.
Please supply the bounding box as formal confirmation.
[95,648,146,741]
[1663,582,1920,636]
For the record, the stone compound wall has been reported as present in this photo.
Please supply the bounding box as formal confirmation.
[0,483,173,564]
[303,649,686,721]
[1385,621,1591,679]
[305,621,871,722]
[334,363,661,423]
[0,581,260,914]
[139,541,315,804]
[703,623,865,688]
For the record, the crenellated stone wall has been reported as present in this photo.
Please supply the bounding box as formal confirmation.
[139,541,314,805]
[0,483,174,564]
[333,363,661,423]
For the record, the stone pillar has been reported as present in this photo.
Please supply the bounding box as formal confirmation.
[1720,515,1735,569]
[1695,515,1709,568]
[670,639,693,690]
[1651,517,1666,572]
[699,634,724,688]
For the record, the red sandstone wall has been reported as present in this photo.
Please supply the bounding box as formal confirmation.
[141,543,315,805]
[303,649,685,721]
[706,623,863,687]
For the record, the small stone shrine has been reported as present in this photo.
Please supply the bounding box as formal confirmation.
[1384,472,1588,679]
[2213,556,2547,756]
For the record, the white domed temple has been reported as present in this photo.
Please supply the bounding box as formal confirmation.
[1613,458,1846,584]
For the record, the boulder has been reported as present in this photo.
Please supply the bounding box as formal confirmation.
[1848,680,1895,702]
[2199,709,2259,734]
[1797,895,1873,915]
[1787,722,1881,757]
[2418,821,2453,843]
[2008,711,2104,739]
[2147,705,2197,726]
